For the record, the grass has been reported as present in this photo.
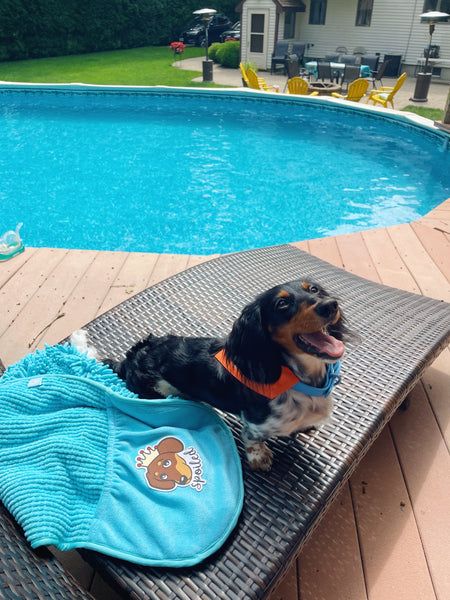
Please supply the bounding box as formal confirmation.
[401,105,444,120]
[0,46,222,87]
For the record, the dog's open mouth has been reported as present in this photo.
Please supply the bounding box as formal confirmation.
[295,329,345,359]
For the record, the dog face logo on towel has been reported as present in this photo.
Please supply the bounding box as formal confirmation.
[136,437,206,492]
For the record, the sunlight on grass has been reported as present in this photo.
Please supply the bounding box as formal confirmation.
[0,46,224,87]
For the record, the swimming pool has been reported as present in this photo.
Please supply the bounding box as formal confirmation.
[1,84,449,254]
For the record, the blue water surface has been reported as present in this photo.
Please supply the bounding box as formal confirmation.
[1,87,449,254]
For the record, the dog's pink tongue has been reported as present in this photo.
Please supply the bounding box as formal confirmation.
[302,331,345,358]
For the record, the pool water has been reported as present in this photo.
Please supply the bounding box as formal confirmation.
[1,87,449,254]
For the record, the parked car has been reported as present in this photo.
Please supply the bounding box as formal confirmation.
[219,21,240,42]
[179,14,232,46]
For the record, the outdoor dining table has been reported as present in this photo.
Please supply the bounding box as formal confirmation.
[305,61,371,78]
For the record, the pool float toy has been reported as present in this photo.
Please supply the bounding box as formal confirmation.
[0,223,24,261]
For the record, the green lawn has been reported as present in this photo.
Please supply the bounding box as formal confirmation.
[0,46,221,87]
[401,105,444,120]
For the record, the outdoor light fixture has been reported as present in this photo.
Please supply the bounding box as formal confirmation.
[193,8,217,82]
[411,10,449,102]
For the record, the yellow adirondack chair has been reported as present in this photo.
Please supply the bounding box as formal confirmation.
[366,72,407,109]
[287,77,319,96]
[246,68,279,92]
[331,78,369,102]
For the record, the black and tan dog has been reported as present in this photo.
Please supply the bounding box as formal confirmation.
[96,279,349,471]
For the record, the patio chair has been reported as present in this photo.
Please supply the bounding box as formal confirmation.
[55,244,448,600]
[335,45,348,54]
[325,52,340,62]
[239,62,265,88]
[317,61,333,82]
[366,58,390,88]
[352,46,367,64]
[362,54,380,76]
[366,72,407,108]
[340,54,357,65]
[331,77,369,102]
[291,42,306,66]
[286,77,319,96]
[246,68,279,92]
[340,63,362,90]
[271,40,289,73]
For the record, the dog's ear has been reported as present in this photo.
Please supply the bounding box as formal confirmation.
[225,301,281,383]
[158,437,184,454]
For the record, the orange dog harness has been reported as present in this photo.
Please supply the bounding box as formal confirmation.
[215,349,341,399]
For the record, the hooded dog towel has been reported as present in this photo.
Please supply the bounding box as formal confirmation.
[0,344,243,567]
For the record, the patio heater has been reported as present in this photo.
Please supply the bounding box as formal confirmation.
[410,10,449,102]
[193,8,216,82]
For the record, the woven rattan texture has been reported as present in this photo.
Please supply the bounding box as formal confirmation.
[0,502,94,600]
[73,245,449,600]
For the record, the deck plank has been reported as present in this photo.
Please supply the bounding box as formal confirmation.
[361,228,420,293]
[146,253,191,288]
[410,222,450,282]
[390,383,450,600]
[419,197,450,234]
[0,248,66,341]
[421,348,450,447]
[297,484,367,600]
[387,224,450,301]
[334,232,380,280]
[99,252,160,315]
[349,427,436,600]
[34,250,126,351]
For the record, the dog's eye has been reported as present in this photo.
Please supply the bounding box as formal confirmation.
[309,285,319,294]
[162,460,172,468]
[160,473,168,480]
[276,297,290,310]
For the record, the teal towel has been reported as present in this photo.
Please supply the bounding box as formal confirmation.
[0,344,243,566]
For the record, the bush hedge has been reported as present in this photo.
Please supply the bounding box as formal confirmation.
[214,40,239,68]
[0,0,239,61]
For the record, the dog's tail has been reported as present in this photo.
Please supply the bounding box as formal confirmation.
[70,329,99,360]
[70,329,127,376]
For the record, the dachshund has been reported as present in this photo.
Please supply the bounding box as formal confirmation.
[97,279,350,471]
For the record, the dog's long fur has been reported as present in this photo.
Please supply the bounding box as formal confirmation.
[91,279,349,471]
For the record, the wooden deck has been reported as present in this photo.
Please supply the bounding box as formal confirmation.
[1,199,449,600]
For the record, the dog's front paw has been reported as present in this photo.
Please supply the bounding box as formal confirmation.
[246,442,273,471]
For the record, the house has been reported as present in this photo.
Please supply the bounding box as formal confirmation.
[237,0,450,81]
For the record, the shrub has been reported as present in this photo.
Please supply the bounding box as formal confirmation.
[208,43,222,62]
[215,40,240,69]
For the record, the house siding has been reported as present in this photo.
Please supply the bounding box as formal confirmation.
[239,0,450,77]
[294,0,450,71]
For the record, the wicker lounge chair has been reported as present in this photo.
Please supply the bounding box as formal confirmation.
[1,245,449,599]
[0,494,94,599]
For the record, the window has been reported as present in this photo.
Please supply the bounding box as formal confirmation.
[309,0,327,25]
[284,12,296,38]
[250,13,265,53]
[422,0,450,15]
[356,0,373,26]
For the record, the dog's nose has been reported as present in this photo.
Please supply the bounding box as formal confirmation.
[315,298,338,319]
[179,476,188,485]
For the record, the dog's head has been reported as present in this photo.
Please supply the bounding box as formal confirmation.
[144,437,192,491]
[225,279,349,384]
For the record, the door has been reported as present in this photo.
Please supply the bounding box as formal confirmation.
[247,11,269,69]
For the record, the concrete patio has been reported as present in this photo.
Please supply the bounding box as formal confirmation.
[179,56,450,112]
